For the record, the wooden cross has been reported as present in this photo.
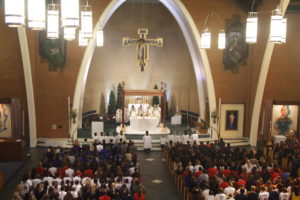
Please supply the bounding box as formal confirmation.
[123,28,163,71]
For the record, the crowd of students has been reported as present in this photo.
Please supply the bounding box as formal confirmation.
[165,134,300,200]
[11,134,145,200]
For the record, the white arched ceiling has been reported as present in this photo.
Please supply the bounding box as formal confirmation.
[72,0,217,139]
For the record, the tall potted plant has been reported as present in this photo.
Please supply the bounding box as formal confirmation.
[211,110,219,123]
[70,109,77,124]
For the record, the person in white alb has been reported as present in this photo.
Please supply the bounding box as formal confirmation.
[167,132,175,146]
[174,132,181,144]
[191,131,198,144]
[143,131,152,153]
[181,131,190,145]
[258,186,269,200]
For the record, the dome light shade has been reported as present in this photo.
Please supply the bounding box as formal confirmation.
[4,0,25,27]
[270,9,283,43]
[200,30,211,49]
[64,27,76,41]
[80,5,93,39]
[61,0,80,28]
[47,4,59,39]
[79,31,89,47]
[218,30,226,50]
[28,0,46,30]
[246,12,258,44]
[97,30,104,47]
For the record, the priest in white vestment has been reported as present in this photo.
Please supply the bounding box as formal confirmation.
[143,131,152,152]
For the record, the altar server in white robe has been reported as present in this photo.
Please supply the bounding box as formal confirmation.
[143,131,152,153]
[167,132,175,146]
[174,132,181,144]
[191,131,199,144]
[181,131,190,145]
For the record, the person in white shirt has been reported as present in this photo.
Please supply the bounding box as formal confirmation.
[160,137,166,150]
[73,174,81,183]
[258,186,269,200]
[215,189,227,200]
[32,176,42,188]
[202,187,210,200]
[243,160,253,174]
[207,190,215,200]
[143,131,152,153]
[224,182,236,197]
[54,177,62,185]
[279,188,290,200]
[194,160,203,172]
[43,173,54,186]
[63,176,72,185]
[48,166,57,177]
[59,186,67,200]
[65,167,75,178]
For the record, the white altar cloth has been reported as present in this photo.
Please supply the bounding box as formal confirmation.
[130,117,159,131]
[273,135,286,144]
[171,114,182,125]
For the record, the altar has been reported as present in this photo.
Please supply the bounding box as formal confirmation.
[117,89,170,137]
[130,117,160,131]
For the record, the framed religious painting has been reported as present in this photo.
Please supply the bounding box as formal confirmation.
[220,104,244,138]
[0,103,12,138]
[271,105,299,136]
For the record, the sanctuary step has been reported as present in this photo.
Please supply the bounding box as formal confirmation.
[36,137,250,150]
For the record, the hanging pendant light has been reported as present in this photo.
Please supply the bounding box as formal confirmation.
[97,29,104,47]
[79,31,89,47]
[64,27,76,41]
[4,0,25,27]
[246,12,258,43]
[218,30,226,50]
[47,4,59,39]
[81,4,93,39]
[28,0,46,30]
[200,29,211,49]
[61,0,80,28]
[270,9,283,43]
[281,18,287,43]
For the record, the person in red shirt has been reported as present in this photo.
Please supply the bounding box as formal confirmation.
[133,190,145,200]
[220,181,228,189]
[36,162,45,176]
[84,168,94,178]
[208,167,218,178]
[236,178,246,188]
[222,166,231,177]
[99,194,111,200]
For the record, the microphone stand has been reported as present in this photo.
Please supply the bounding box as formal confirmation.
[201,119,220,141]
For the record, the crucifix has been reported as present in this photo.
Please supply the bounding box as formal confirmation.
[122,28,163,71]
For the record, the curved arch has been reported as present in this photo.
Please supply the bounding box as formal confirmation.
[72,0,217,139]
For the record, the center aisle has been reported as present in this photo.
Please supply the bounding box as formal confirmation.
[137,152,180,200]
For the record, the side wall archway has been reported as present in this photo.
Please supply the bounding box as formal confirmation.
[72,0,217,139]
